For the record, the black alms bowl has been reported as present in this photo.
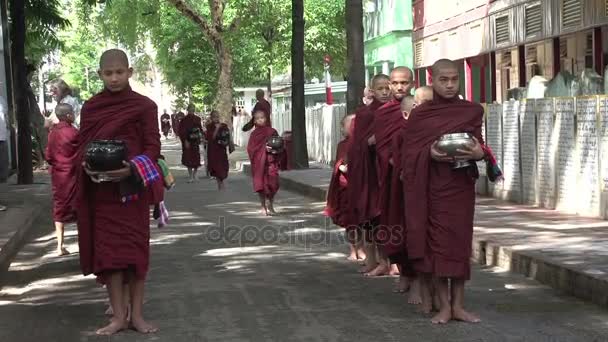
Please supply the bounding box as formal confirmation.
[216,128,230,145]
[85,140,127,172]
[266,136,284,150]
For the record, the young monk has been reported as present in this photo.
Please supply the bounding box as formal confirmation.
[77,49,163,335]
[369,67,414,279]
[325,114,365,261]
[413,86,434,110]
[402,59,485,324]
[45,103,78,256]
[205,110,234,190]
[247,109,282,216]
[346,74,391,275]
[178,104,203,183]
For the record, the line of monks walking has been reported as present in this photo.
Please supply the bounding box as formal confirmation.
[325,59,501,324]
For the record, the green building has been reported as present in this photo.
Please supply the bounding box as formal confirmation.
[363,0,413,83]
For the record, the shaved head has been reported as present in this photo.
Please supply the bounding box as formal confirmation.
[99,49,129,69]
[389,66,414,101]
[431,59,459,76]
[371,73,390,87]
[431,59,460,99]
[401,96,415,115]
[414,86,433,104]
[55,103,74,118]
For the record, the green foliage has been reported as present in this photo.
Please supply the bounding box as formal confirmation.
[24,0,71,65]
[304,0,346,79]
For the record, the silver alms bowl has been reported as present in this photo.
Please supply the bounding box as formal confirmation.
[436,133,473,157]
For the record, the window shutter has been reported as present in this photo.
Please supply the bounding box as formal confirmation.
[495,16,510,45]
[525,5,542,38]
[562,0,581,29]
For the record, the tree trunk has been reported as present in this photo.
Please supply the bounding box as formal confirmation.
[11,0,33,184]
[345,0,365,114]
[214,42,233,124]
[291,0,308,169]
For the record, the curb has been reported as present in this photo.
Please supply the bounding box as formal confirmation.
[251,168,608,308]
[0,205,46,274]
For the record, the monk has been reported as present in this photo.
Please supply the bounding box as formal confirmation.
[179,104,203,183]
[369,67,414,279]
[325,114,365,261]
[247,109,281,216]
[413,86,434,110]
[174,111,185,137]
[205,110,234,190]
[160,110,171,139]
[45,103,78,256]
[402,59,485,324]
[346,74,391,275]
[243,89,272,131]
[77,49,162,335]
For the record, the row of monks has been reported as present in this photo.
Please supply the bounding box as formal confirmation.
[324,59,496,324]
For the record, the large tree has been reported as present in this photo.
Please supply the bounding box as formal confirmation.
[291,0,308,169]
[345,0,365,114]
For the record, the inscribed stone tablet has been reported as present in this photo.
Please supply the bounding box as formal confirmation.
[555,98,577,212]
[536,98,556,208]
[486,104,503,191]
[502,100,521,200]
[575,97,600,216]
[600,97,608,191]
[519,100,536,205]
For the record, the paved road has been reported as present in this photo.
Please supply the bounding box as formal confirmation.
[1,139,608,342]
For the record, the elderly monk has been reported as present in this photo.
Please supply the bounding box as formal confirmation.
[346,74,391,275]
[77,49,163,335]
[45,103,78,256]
[160,110,171,139]
[178,104,203,183]
[325,114,365,261]
[369,67,414,279]
[247,109,282,216]
[205,110,234,190]
[243,89,272,131]
[402,59,485,324]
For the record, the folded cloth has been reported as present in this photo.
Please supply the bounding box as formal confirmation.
[482,145,503,182]
[121,155,161,203]
[153,201,170,228]
[157,158,175,190]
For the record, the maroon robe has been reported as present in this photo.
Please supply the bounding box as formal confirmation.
[324,137,350,228]
[279,131,293,171]
[76,86,162,282]
[346,100,384,226]
[205,122,229,181]
[247,125,280,196]
[402,95,484,280]
[160,113,171,136]
[178,114,203,168]
[45,122,79,223]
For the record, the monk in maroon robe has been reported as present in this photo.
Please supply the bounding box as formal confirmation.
[243,89,272,131]
[247,109,281,216]
[174,111,185,137]
[77,49,161,335]
[402,59,485,324]
[324,114,364,261]
[45,103,78,256]
[160,110,171,139]
[178,104,203,183]
[346,74,391,275]
[205,110,234,190]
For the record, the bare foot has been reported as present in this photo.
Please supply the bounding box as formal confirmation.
[260,208,269,216]
[57,247,69,256]
[407,279,422,304]
[364,263,390,277]
[105,305,113,316]
[452,307,481,323]
[431,308,451,324]
[358,264,377,273]
[96,318,128,335]
[130,317,159,334]
[346,253,358,262]
[356,252,367,261]
[419,300,432,314]
[388,264,400,276]
[393,276,410,293]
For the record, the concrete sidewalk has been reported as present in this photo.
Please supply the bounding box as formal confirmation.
[0,173,51,276]
[244,162,608,308]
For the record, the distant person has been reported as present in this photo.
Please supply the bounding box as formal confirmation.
[160,110,171,139]
[178,104,203,183]
[205,110,234,190]
[45,103,78,256]
[242,89,271,131]
[47,79,81,128]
